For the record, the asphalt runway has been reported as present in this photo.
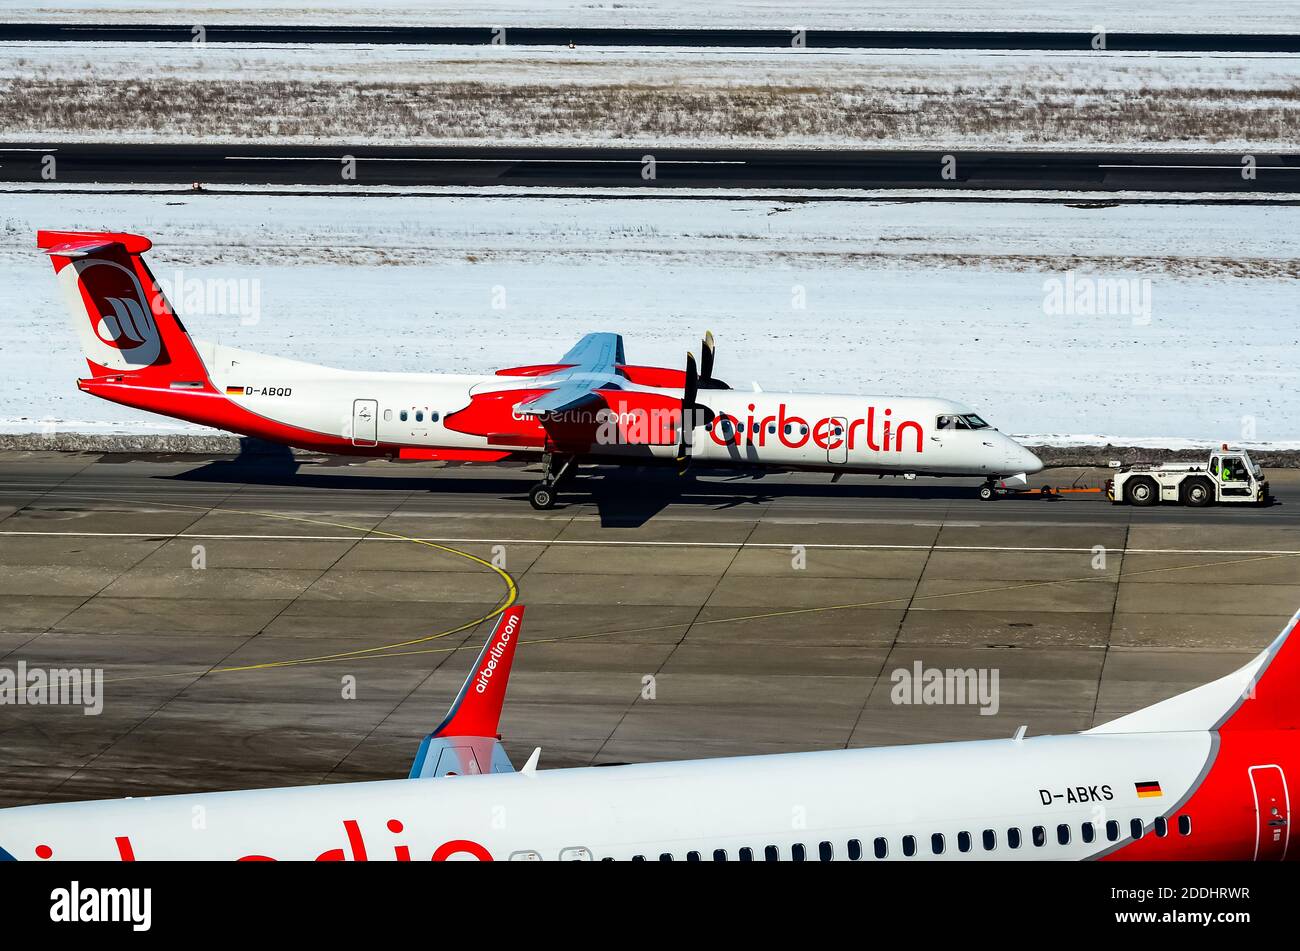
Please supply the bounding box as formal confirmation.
[1,450,1298,807]
[4,145,1299,193]
[3,24,1298,53]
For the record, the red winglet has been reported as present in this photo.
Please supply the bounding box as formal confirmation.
[432,606,524,739]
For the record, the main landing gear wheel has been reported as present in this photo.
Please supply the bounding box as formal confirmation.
[978,483,997,501]
[529,484,557,510]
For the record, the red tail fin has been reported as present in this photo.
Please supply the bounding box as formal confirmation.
[1220,608,1300,732]
[434,606,524,739]
[408,606,524,779]
[1089,608,1300,735]
[37,230,210,386]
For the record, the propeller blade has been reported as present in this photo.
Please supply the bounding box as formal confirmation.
[700,330,716,382]
[678,351,699,466]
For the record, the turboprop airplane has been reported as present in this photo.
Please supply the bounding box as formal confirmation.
[1,603,1295,861]
[41,230,1042,509]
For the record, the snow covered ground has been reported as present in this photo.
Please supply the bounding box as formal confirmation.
[1,0,1295,33]
[3,42,1296,150]
[2,190,1297,447]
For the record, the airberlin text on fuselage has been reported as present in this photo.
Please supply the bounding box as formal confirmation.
[30,821,493,862]
[526,401,926,452]
[709,403,924,453]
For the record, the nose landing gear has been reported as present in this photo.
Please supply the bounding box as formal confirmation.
[980,481,1073,500]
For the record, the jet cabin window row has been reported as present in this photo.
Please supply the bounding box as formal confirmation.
[610,814,1191,862]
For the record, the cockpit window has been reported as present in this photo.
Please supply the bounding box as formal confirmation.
[962,414,991,429]
[937,414,971,430]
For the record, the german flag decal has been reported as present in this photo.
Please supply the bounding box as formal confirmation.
[225,385,245,396]
[1135,780,1163,798]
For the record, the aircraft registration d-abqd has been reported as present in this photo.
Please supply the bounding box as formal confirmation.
[39,230,1043,509]
[1,604,1296,861]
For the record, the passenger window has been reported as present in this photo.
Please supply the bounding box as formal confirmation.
[847,839,862,861]
[430,411,440,422]
[1106,820,1120,842]
[1154,817,1169,838]
[713,849,727,861]
[738,847,753,862]
[791,844,806,862]
[1032,826,1046,848]
[1081,822,1095,844]
[764,845,779,862]
[416,410,424,422]
[1057,824,1070,846]
[902,835,916,857]
[659,853,673,861]
[931,833,945,855]
[400,410,408,422]
[873,837,888,859]
[383,409,392,422]
[687,851,701,862]
[982,830,996,851]
[957,831,972,853]
[1130,819,1144,840]
[1178,815,1192,836]
[508,850,541,861]
[1007,828,1022,849]
[784,424,792,435]
[632,855,645,862]
[768,424,776,435]
[818,842,833,862]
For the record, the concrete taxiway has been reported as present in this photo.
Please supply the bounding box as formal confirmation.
[0,450,1297,807]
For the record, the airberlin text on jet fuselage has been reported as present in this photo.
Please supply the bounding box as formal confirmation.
[30,822,492,862]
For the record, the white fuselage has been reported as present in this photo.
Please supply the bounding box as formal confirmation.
[0,731,1205,862]
[202,343,1041,478]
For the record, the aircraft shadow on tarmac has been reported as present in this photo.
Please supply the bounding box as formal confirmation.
[164,439,990,528]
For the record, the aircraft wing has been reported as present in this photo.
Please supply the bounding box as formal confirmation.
[516,381,605,415]
[513,333,626,416]
[559,332,624,372]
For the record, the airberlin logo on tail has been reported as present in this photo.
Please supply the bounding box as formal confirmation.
[60,258,162,369]
[474,613,518,694]
[95,295,154,349]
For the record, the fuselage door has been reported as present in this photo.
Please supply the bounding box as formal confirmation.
[352,398,379,447]
[1249,764,1290,860]
[826,416,849,465]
